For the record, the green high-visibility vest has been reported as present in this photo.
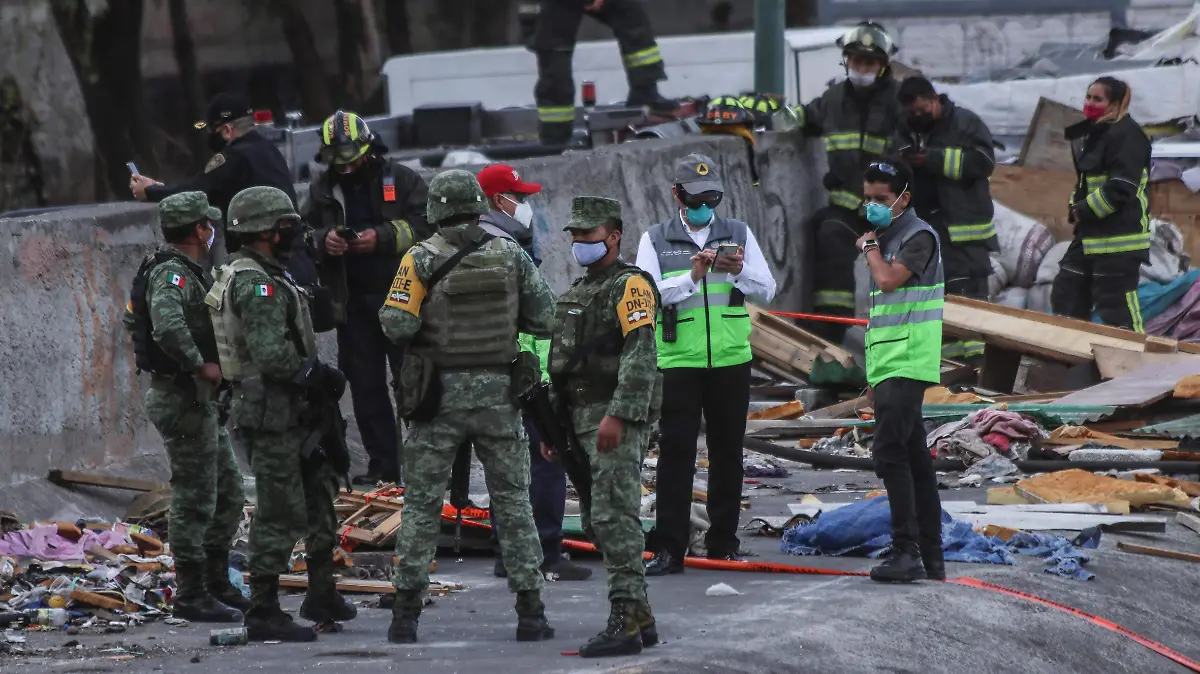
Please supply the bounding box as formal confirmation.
[865,211,945,387]
[648,215,752,369]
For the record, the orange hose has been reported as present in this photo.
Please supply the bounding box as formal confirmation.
[768,310,868,326]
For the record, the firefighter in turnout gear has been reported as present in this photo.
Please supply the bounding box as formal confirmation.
[790,22,903,342]
[1052,77,1152,332]
[123,192,246,624]
[522,0,679,145]
[205,186,355,643]
[894,76,997,366]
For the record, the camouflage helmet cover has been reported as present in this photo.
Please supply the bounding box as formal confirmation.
[158,191,221,230]
[426,169,490,225]
[226,186,300,233]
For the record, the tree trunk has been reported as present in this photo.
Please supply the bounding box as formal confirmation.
[51,0,150,201]
[382,0,413,56]
[334,0,382,109]
[167,0,206,169]
[270,1,334,122]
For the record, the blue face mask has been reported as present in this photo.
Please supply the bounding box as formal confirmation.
[572,240,608,266]
[685,205,714,225]
[864,192,905,229]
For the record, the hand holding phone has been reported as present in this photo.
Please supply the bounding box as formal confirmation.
[335,227,359,240]
[711,243,743,274]
[126,162,139,176]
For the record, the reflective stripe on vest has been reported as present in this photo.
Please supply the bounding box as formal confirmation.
[946,221,997,244]
[828,189,862,210]
[649,216,752,369]
[865,212,945,386]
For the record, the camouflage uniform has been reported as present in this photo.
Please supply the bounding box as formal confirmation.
[207,186,353,642]
[549,196,661,657]
[380,170,558,643]
[123,192,245,622]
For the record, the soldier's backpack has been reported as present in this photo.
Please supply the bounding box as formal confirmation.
[126,252,205,375]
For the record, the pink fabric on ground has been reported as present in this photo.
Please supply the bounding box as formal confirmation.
[972,409,1040,440]
[0,525,130,561]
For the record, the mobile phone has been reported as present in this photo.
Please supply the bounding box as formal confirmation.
[335,227,359,240]
[716,243,739,258]
[126,162,139,176]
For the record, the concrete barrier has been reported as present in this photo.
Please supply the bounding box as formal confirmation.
[0,133,827,518]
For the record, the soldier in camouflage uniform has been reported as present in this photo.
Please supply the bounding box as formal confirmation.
[123,192,245,624]
[205,186,356,642]
[546,196,661,657]
[380,169,557,644]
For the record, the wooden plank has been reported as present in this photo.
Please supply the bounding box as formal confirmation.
[70,589,135,612]
[1017,97,1085,173]
[747,304,857,367]
[1045,427,1178,451]
[979,344,1022,393]
[955,512,1165,532]
[1056,361,1200,408]
[1117,541,1200,564]
[270,574,460,596]
[806,396,868,420]
[1176,512,1200,536]
[747,400,805,421]
[47,470,167,493]
[1092,344,1197,380]
[1135,473,1200,497]
[368,510,405,545]
[991,391,1070,404]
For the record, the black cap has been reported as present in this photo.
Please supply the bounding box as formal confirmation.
[194,92,253,131]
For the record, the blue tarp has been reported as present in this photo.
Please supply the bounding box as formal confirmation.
[780,497,1095,580]
[1093,270,1200,324]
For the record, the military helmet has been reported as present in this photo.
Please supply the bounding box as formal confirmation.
[836,22,898,62]
[227,186,300,233]
[426,169,490,225]
[699,95,753,127]
[319,110,375,165]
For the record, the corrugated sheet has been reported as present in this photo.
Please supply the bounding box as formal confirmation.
[1134,414,1200,439]
[920,404,1118,425]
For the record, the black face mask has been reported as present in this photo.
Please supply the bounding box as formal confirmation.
[272,227,296,259]
[208,131,228,153]
[907,113,935,132]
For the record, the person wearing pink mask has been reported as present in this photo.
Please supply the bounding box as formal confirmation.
[1052,77,1151,332]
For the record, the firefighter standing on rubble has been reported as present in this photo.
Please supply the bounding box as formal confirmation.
[894,76,997,366]
[306,110,431,486]
[545,196,661,657]
[1052,77,1151,332]
[380,170,557,645]
[520,0,679,146]
[789,22,903,343]
[123,192,246,624]
[206,186,356,642]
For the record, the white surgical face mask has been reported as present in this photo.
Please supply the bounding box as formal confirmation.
[508,199,534,229]
[848,70,877,88]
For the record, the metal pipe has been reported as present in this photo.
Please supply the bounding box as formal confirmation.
[753,0,785,95]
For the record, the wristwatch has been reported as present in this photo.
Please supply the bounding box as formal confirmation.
[859,240,879,254]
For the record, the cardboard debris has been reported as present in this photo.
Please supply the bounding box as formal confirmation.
[1046,426,1179,451]
[1016,469,1176,508]
[1134,474,1200,497]
[981,525,1024,541]
[1173,374,1200,399]
[747,400,805,421]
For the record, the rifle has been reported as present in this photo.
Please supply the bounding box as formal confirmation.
[519,381,592,515]
[294,355,352,489]
[447,440,472,554]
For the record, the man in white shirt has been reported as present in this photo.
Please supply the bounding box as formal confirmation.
[635,154,777,574]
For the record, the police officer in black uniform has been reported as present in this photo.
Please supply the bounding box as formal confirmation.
[131,92,318,290]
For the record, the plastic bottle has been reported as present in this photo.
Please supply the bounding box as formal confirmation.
[209,627,248,646]
[0,556,16,584]
[0,608,70,627]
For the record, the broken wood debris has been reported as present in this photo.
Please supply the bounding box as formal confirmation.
[746,304,864,386]
[47,470,168,494]
[268,574,461,596]
[1117,541,1200,564]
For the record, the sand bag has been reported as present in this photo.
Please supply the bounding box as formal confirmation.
[993,201,1054,289]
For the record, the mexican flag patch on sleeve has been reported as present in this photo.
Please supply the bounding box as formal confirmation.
[170,274,185,288]
[254,284,274,297]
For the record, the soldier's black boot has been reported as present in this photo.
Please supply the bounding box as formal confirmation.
[869,541,927,583]
[387,590,422,644]
[299,559,358,623]
[173,562,243,623]
[627,85,680,115]
[514,590,555,642]
[244,575,317,642]
[203,552,250,613]
[579,601,643,658]
[633,598,658,647]
[921,538,946,581]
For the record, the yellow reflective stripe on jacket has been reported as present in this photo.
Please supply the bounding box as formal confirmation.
[829,189,861,210]
[946,221,996,243]
[388,219,415,254]
[822,132,889,155]
[537,106,575,124]
[1081,231,1151,255]
[941,148,964,180]
[814,289,855,309]
[623,46,662,69]
[1085,188,1116,218]
[1127,291,1144,334]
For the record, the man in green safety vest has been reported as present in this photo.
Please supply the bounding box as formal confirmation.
[635,154,777,575]
[854,161,945,583]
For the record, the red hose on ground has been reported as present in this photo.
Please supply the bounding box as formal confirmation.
[767,310,869,326]
[440,512,1199,669]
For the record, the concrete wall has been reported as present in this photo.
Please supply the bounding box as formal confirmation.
[0,133,827,517]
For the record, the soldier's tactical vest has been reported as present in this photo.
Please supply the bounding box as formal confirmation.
[127,251,209,375]
[204,256,316,380]
[411,233,520,369]
[648,215,752,369]
[865,211,945,387]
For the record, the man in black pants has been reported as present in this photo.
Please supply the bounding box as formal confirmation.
[635,155,778,573]
[854,161,945,582]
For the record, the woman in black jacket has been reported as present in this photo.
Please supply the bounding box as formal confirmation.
[1051,77,1152,332]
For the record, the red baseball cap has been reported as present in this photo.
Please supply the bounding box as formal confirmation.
[477,164,542,198]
